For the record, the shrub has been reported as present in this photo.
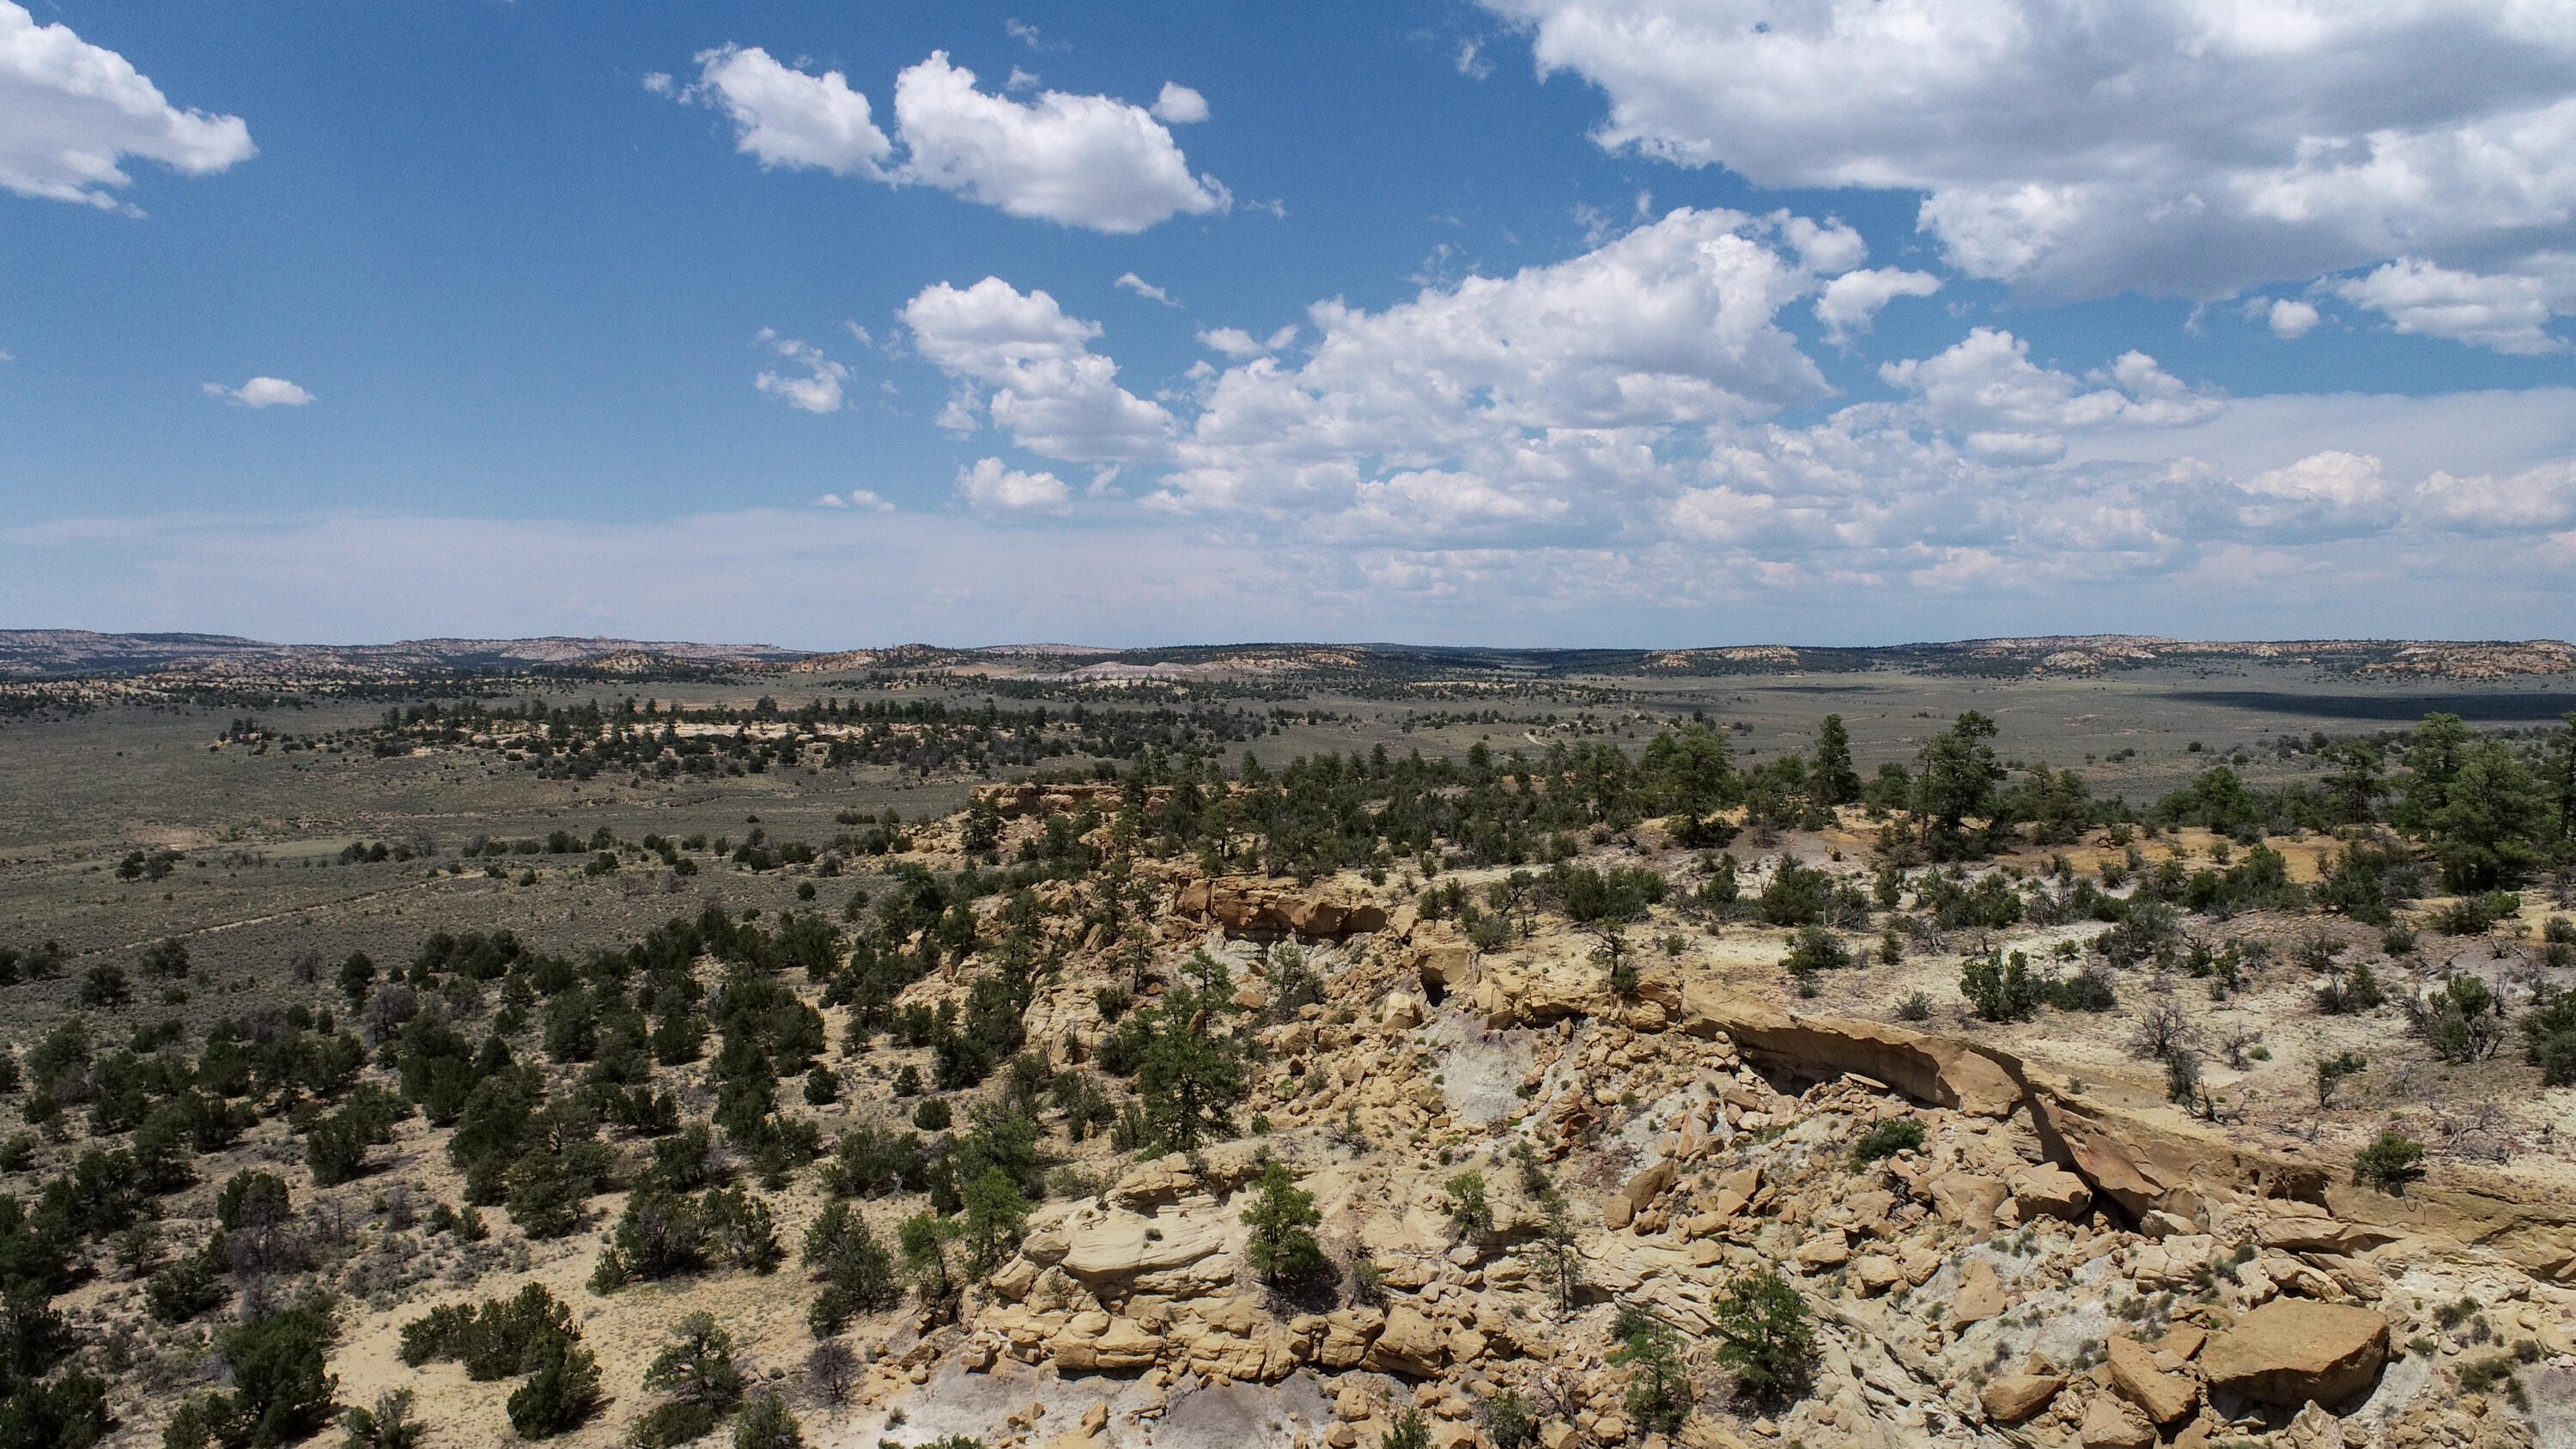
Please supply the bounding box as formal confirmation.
[590,1191,706,1292]
[1780,927,1851,987]
[817,1127,927,1199]
[341,1390,424,1449]
[504,1339,602,1439]
[1443,1171,1492,1239]
[732,1394,802,1449]
[1850,1118,1924,1164]
[911,1098,951,1132]
[163,1303,339,1449]
[1610,1308,1693,1433]
[77,965,130,1011]
[398,1283,578,1379]
[1710,1270,1815,1402]
[2413,973,2506,1063]
[1960,949,2041,1022]
[3,1374,110,1449]
[2313,1051,2368,1108]
[2519,989,2576,1086]
[144,1239,230,1324]
[703,1187,783,1274]
[627,1402,718,1449]
[2433,892,2521,935]
[2165,1050,2202,1105]
[1379,1410,1432,1449]
[2459,1353,2530,1409]
[1239,1162,1324,1285]
[644,1312,744,1417]
[2317,959,2386,1015]
[2353,1131,2426,1192]
[2045,969,2117,1013]
[1482,1389,1536,1449]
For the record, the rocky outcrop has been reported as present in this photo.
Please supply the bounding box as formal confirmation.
[2079,1392,2158,1449]
[1169,874,1390,938]
[2027,1087,2329,1220]
[2106,1336,2198,1424]
[1674,989,2025,1116]
[1601,1160,1677,1230]
[1982,1373,2063,1422]
[2198,1300,2391,1406]
[2009,1162,2093,1221]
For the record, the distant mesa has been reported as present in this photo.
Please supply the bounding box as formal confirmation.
[1,629,2570,685]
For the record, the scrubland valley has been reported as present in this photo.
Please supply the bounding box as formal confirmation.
[3,635,2576,1449]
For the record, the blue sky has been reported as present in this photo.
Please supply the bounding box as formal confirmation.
[4,0,2575,648]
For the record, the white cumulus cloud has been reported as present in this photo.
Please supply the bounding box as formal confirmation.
[957,457,1072,514]
[671,47,1224,233]
[1482,0,2576,330]
[902,277,1178,461]
[893,52,1227,232]
[685,45,892,178]
[2267,299,2322,339]
[1196,327,1267,359]
[1880,328,2221,442]
[2335,258,2565,354]
[889,207,2576,584]
[1814,267,1941,341]
[204,377,313,408]
[0,2,254,210]
[752,332,850,413]
[1150,82,1208,124]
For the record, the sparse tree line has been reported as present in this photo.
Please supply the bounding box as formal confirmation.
[357,693,1273,780]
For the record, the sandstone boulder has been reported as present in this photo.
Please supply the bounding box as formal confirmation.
[1602,1159,1677,1230]
[1794,1233,1850,1270]
[2107,1336,2197,1424]
[2198,1300,2389,1406]
[1364,1304,1448,1376]
[2009,1163,2093,1221]
[1317,1308,1384,1369]
[1929,1173,2008,1231]
[1059,1213,1226,1283]
[1980,1375,2063,1422]
[2079,1393,2157,1449]
[1952,1259,2008,1326]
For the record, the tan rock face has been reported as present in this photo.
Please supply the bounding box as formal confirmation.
[1951,1259,2008,1326]
[1854,1255,1905,1294]
[2198,1300,2390,1407]
[2106,1336,2197,1424]
[2009,1163,2093,1221]
[1058,1211,1227,1284]
[1929,1172,2008,1231]
[1680,991,2025,1115]
[1365,1304,1448,1376]
[1980,1374,2063,1422]
[1602,1159,1678,1230]
[1793,1233,1851,1270]
[2078,1392,2158,1449]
